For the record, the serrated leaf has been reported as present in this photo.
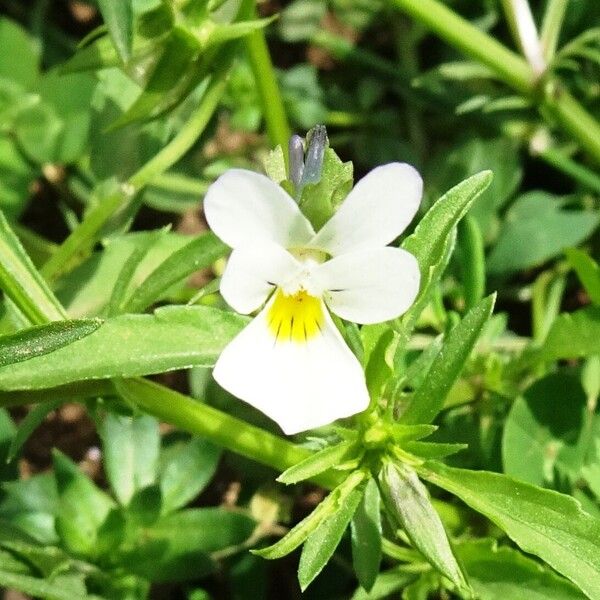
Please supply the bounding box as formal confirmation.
[351,478,382,592]
[378,461,466,589]
[298,482,364,590]
[277,440,356,485]
[0,306,247,390]
[421,461,600,599]
[0,319,101,368]
[399,294,495,424]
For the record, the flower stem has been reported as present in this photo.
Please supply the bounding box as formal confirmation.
[241,3,292,162]
[536,146,600,194]
[116,377,342,489]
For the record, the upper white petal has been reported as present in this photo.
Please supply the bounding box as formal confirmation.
[308,163,422,255]
[204,169,315,249]
[314,247,420,324]
[220,243,302,314]
[213,299,369,435]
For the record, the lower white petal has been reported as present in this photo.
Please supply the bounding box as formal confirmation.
[220,243,301,314]
[213,294,369,434]
[314,247,420,324]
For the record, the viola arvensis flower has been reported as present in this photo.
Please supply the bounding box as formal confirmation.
[204,163,422,434]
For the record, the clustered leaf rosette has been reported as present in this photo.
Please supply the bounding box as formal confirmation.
[204,163,422,434]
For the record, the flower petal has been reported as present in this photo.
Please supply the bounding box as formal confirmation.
[220,243,302,314]
[213,298,369,435]
[314,247,420,324]
[204,169,315,249]
[309,163,422,255]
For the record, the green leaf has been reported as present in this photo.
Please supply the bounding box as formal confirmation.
[97,0,133,62]
[124,232,227,313]
[0,18,39,87]
[277,440,356,485]
[421,461,600,599]
[109,27,201,128]
[565,247,600,305]
[298,482,364,591]
[399,294,495,424]
[542,306,600,361]
[378,461,466,589]
[127,484,162,526]
[350,568,417,600]
[401,171,492,333]
[365,330,394,400]
[0,306,247,390]
[120,508,256,582]
[100,412,160,505]
[487,192,599,274]
[159,436,221,513]
[0,319,101,368]
[0,208,67,324]
[502,371,597,489]
[351,478,382,592]
[0,569,88,600]
[254,471,366,559]
[53,450,116,557]
[403,441,468,459]
[457,539,587,600]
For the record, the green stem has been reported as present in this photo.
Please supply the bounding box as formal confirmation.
[540,0,568,61]
[389,0,600,165]
[242,4,291,161]
[149,173,211,196]
[536,146,600,194]
[388,0,534,95]
[117,377,342,489]
[0,380,113,409]
[128,71,228,190]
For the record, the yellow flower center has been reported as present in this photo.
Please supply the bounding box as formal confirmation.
[267,289,324,343]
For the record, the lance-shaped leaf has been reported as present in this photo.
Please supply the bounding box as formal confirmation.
[97,0,133,62]
[351,478,382,592]
[399,294,495,424]
[0,319,101,368]
[277,439,357,485]
[0,306,246,391]
[253,470,366,560]
[378,461,467,589]
[565,248,600,306]
[0,209,66,324]
[400,171,492,331]
[420,461,600,599]
[124,232,227,314]
[298,481,365,590]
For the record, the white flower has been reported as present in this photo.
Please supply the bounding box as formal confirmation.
[204,163,422,434]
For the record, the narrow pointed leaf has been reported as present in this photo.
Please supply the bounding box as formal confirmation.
[254,471,366,559]
[402,441,468,459]
[0,319,101,368]
[124,232,227,314]
[378,461,467,589]
[97,0,133,62]
[399,294,495,424]
[421,461,600,599]
[0,209,66,324]
[299,482,365,590]
[0,306,246,390]
[351,478,382,592]
[277,440,356,485]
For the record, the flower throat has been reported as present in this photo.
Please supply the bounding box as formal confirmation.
[267,289,324,343]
